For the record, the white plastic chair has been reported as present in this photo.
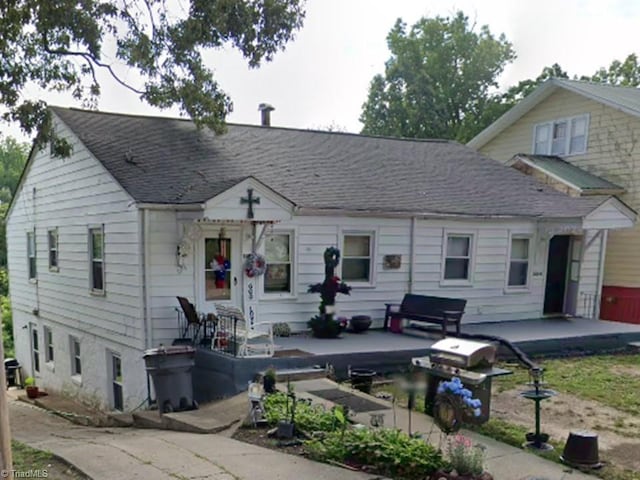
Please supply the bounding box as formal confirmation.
[213,304,275,358]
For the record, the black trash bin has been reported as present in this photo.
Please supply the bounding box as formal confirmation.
[143,345,198,414]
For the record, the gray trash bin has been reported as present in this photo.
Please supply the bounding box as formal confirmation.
[143,345,198,414]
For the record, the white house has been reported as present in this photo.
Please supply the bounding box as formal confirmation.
[6,106,635,411]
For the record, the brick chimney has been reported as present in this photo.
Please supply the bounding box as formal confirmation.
[258,103,275,126]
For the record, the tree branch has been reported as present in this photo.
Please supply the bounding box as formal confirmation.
[42,34,145,95]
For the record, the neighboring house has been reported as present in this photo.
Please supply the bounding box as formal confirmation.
[469,78,640,323]
[6,106,634,410]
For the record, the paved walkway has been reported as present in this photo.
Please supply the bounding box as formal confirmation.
[8,396,381,480]
[9,383,596,480]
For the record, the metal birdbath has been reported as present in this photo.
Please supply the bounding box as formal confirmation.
[521,367,556,451]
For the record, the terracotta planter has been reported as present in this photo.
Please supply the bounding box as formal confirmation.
[26,386,39,399]
[430,470,493,480]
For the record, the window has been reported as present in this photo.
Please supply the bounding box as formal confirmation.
[444,234,473,281]
[31,327,40,373]
[70,337,81,377]
[27,231,36,280]
[342,234,374,283]
[264,233,293,294]
[44,327,54,363]
[89,227,104,292]
[533,115,589,156]
[48,228,59,271]
[508,237,530,288]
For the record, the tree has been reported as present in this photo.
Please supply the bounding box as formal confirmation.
[0,0,305,153]
[360,12,515,143]
[0,137,29,204]
[585,53,640,87]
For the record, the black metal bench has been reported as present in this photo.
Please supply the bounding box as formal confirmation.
[384,294,466,337]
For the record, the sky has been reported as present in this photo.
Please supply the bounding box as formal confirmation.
[4,0,640,141]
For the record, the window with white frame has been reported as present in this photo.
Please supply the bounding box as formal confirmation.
[27,230,36,280]
[89,227,104,292]
[443,234,473,281]
[70,336,81,377]
[342,233,374,283]
[533,115,589,156]
[44,326,54,363]
[31,327,40,373]
[508,237,530,288]
[48,228,59,271]
[264,232,293,294]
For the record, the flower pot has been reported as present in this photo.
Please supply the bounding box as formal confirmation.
[26,386,39,399]
[350,368,376,394]
[349,315,372,333]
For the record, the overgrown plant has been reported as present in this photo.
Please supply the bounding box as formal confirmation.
[446,434,486,476]
[306,427,445,480]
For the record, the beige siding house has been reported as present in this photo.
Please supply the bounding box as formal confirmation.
[469,79,640,323]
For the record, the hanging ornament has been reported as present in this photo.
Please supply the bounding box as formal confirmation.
[244,253,267,278]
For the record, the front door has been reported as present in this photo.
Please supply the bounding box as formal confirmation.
[544,235,570,315]
[198,228,242,312]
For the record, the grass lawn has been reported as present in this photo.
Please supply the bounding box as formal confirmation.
[10,441,88,480]
[495,353,640,415]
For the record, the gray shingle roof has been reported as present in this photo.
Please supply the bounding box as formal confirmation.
[515,154,624,192]
[51,107,611,219]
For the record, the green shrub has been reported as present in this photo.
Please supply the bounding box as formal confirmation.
[1,292,13,358]
[306,427,444,480]
[263,391,340,433]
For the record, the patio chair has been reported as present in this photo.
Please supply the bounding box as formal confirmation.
[213,303,274,358]
[176,296,203,344]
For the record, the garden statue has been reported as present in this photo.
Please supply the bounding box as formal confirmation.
[307,247,351,338]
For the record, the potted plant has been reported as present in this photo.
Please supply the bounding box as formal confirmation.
[307,247,351,339]
[431,434,493,480]
[263,367,277,394]
[24,376,39,399]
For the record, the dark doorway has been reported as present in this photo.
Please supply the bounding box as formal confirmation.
[544,235,570,314]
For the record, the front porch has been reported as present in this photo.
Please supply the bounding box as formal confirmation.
[192,316,640,402]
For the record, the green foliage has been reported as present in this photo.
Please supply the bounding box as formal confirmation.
[586,53,640,87]
[0,137,29,204]
[0,1,305,149]
[306,427,444,480]
[12,441,54,471]
[446,434,485,475]
[360,11,515,143]
[263,391,341,433]
[1,280,13,358]
[24,376,36,386]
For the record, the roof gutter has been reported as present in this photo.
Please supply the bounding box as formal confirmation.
[294,206,561,221]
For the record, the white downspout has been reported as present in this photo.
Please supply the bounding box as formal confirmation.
[409,217,417,293]
[595,230,608,320]
[141,209,152,349]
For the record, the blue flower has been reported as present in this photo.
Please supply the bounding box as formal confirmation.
[473,408,482,417]
[460,388,472,398]
[470,398,482,408]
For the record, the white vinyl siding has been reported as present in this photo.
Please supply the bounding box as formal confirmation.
[442,233,474,283]
[89,226,105,293]
[27,231,36,280]
[48,228,59,271]
[507,236,531,288]
[264,232,293,294]
[342,233,374,284]
[533,114,589,156]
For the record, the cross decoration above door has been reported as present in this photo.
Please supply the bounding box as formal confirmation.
[240,188,261,219]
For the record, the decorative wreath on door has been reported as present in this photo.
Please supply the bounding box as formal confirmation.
[211,255,231,288]
[244,253,267,278]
